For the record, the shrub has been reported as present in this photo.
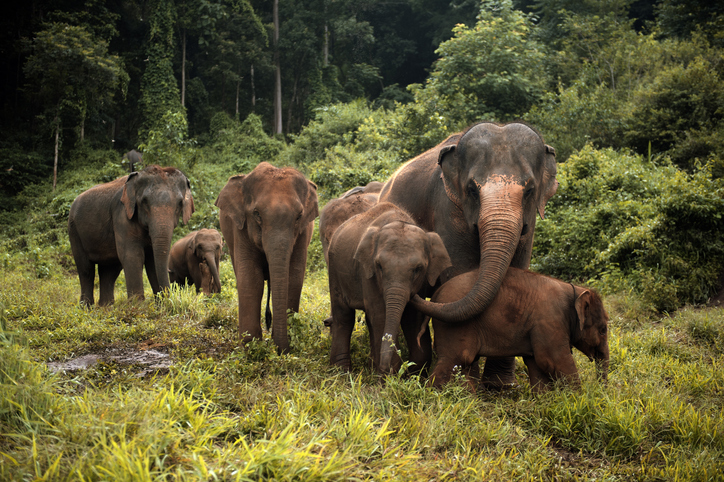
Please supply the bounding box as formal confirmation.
[533,145,724,311]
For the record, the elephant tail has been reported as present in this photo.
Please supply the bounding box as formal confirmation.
[265,278,272,331]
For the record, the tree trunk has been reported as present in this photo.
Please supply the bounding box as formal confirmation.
[52,119,59,191]
[273,0,282,135]
[235,64,241,118]
[181,28,186,108]
[251,64,256,111]
[323,23,329,66]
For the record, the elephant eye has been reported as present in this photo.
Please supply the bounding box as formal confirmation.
[524,186,535,198]
[253,209,262,225]
[296,212,303,222]
[466,181,478,199]
[414,264,424,274]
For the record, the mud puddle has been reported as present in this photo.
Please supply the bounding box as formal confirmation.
[47,343,173,376]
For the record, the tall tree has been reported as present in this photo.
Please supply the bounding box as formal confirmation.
[140,0,183,138]
[24,22,127,189]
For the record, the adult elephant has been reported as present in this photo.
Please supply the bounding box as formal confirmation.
[378,122,558,387]
[215,162,318,353]
[68,165,194,306]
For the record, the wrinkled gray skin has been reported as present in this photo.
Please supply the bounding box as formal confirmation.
[68,165,194,306]
[215,162,318,353]
[427,268,609,392]
[379,122,558,388]
[319,181,383,264]
[168,229,223,294]
[328,202,452,375]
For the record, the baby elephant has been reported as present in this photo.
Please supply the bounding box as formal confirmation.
[168,229,223,294]
[427,268,609,392]
[328,202,452,375]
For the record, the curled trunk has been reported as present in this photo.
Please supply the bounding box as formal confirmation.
[411,183,524,323]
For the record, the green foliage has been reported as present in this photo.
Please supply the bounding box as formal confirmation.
[139,111,199,169]
[426,0,550,122]
[208,112,285,173]
[533,146,724,311]
[140,0,183,137]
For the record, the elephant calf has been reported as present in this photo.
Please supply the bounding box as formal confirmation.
[168,229,223,294]
[428,267,609,392]
[327,202,451,375]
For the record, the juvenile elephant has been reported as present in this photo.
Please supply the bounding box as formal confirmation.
[68,165,194,306]
[328,202,451,374]
[215,162,318,353]
[168,229,223,294]
[319,181,383,264]
[379,121,558,387]
[427,268,609,392]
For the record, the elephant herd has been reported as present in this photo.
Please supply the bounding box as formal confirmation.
[68,122,609,392]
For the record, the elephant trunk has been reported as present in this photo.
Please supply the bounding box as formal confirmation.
[595,342,609,382]
[203,252,221,294]
[378,285,409,375]
[266,239,293,354]
[150,223,174,292]
[411,182,524,323]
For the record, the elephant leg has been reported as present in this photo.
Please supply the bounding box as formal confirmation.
[235,257,265,343]
[523,356,552,393]
[287,233,310,313]
[550,351,581,389]
[329,303,356,371]
[76,260,96,306]
[120,245,146,301]
[401,308,432,375]
[98,263,122,306]
[480,357,517,390]
[428,356,456,388]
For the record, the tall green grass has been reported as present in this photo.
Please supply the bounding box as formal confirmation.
[1,261,723,480]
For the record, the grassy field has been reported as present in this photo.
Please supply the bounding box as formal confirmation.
[1,255,723,481]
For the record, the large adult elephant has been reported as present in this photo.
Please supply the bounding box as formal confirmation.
[68,165,195,306]
[378,122,558,387]
[215,162,319,353]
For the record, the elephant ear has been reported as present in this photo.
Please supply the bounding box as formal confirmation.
[182,178,195,225]
[303,179,319,225]
[120,172,140,220]
[538,145,558,220]
[426,232,452,286]
[574,289,592,332]
[354,226,379,279]
[215,174,247,229]
[436,133,465,209]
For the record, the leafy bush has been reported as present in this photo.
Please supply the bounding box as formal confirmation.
[533,145,724,311]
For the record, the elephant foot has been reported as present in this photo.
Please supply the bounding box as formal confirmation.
[480,357,518,390]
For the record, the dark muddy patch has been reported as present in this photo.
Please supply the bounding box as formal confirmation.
[47,345,173,377]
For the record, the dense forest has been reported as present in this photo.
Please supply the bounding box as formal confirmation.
[2,0,723,311]
[2,1,724,479]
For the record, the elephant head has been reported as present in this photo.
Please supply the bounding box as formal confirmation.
[572,289,610,381]
[120,165,194,292]
[215,162,318,352]
[412,122,558,323]
[354,221,451,374]
[191,229,222,294]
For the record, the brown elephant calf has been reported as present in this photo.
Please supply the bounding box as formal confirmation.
[168,229,223,294]
[328,202,451,375]
[428,268,609,392]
